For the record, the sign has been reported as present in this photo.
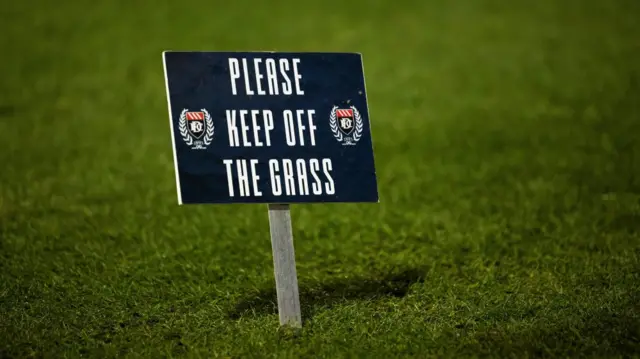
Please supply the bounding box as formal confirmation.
[162,51,378,204]
[162,51,380,328]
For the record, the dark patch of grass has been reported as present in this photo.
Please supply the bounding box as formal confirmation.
[461,294,640,357]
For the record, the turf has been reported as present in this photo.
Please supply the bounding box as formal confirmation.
[1,0,640,357]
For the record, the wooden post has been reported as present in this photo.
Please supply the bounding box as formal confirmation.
[267,204,302,327]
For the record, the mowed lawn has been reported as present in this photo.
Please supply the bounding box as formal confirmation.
[1,0,639,357]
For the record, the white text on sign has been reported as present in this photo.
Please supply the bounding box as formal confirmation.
[222,158,335,197]
[228,57,304,96]
[222,58,335,199]
[225,109,317,147]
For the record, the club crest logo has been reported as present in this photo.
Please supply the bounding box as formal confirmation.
[178,109,214,149]
[329,106,363,146]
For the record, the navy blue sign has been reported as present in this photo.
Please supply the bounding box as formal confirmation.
[163,51,378,204]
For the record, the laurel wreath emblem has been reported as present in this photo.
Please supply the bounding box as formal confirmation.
[202,110,214,145]
[178,108,214,147]
[329,106,343,142]
[329,105,363,144]
[352,106,363,143]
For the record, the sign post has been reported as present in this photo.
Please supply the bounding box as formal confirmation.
[268,204,301,327]
[162,51,378,328]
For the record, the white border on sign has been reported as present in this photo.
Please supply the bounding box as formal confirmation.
[358,53,380,203]
[162,51,184,205]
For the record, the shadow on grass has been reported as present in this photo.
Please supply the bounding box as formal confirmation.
[228,268,425,320]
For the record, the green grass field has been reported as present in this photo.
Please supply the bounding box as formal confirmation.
[1,0,640,357]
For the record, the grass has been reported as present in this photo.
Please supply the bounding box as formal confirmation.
[1,0,640,357]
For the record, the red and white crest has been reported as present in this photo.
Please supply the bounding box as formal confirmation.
[329,105,363,146]
[178,109,214,150]
[335,109,355,135]
[185,111,206,139]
